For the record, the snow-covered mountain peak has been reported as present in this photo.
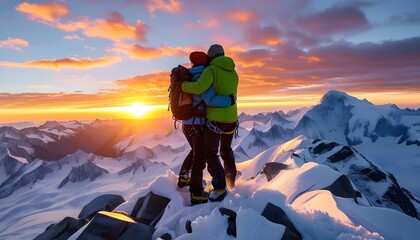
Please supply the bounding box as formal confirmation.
[58,162,109,189]
[61,120,85,129]
[296,90,419,146]
[39,121,65,129]
[320,90,370,107]
[58,149,93,165]
[0,126,21,139]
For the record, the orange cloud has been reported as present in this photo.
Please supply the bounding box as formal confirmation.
[85,12,149,42]
[56,12,150,42]
[228,10,257,22]
[0,37,29,51]
[113,72,169,96]
[0,92,117,110]
[147,0,181,14]
[245,25,282,47]
[16,2,69,22]
[264,38,282,46]
[0,56,121,70]
[126,44,165,59]
[17,3,149,43]
[232,48,273,67]
[299,55,322,63]
[125,44,188,59]
[55,18,88,32]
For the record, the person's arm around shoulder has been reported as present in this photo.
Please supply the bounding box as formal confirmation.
[201,86,235,107]
[181,67,214,94]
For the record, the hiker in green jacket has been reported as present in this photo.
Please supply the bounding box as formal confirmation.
[182,44,238,202]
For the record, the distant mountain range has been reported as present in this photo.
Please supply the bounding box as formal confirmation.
[0,90,419,239]
[235,90,419,160]
[0,118,175,162]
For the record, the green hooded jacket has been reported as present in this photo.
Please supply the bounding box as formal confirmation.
[182,56,238,122]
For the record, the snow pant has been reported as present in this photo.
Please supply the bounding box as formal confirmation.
[180,124,206,194]
[203,121,237,190]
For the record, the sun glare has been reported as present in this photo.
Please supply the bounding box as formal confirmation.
[125,103,151,118]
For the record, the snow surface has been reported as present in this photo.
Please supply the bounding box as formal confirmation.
[6,148,28,163]
[40,127,76,136]
[68,166,419,240]
[353,137,420,195]
[26,133,56,143]
[2,133,418,240]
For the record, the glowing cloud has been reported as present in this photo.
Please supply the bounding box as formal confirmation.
[56,12,150,42]
[0,37,29,51]
[147,0,181,14]
[126,44,165,59]
[84,12,149,42]
[16,2,69,22]
[233,48,273,67]
[113,72,168,95]
[125,44,188,59]
[228,10,257,22]
[0,56,121,70]
[245,25,282,46]
[299,55,322,63]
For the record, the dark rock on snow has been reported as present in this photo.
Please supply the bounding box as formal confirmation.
[78,194,125,220]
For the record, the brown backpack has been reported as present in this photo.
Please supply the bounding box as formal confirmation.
[168,65,203,123]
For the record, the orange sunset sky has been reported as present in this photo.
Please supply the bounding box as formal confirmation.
[1,0,419,123]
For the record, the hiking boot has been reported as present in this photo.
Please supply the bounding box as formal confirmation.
[209,188,227,202]
[191,191,209,205]
[178,173,190,188]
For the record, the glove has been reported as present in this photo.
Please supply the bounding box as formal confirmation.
[229,94,236,106]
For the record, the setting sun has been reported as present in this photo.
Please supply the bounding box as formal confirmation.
[124,103,152,118]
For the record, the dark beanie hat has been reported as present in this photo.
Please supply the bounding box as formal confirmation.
[207,44,224,58]
[189,51,209,66]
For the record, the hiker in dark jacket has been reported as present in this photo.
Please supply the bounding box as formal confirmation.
[178,51,235,205]
[182,44,239,202]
